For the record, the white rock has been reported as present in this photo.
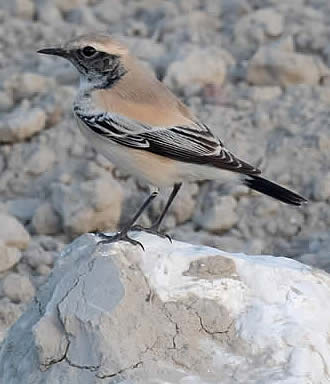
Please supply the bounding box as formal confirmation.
[0,241,21,273]
[312,172,330,201]
[36,1,63,24]
[93,0,125,23]
[2,273,35,303]
[16,73,49,99]
[234,8,284,56]
[32,202,61,235]
[0,299,22,344]
[1,0,35,19]
[24,146,56,175]
[195,195,238,233]
[248,86,282,102]
[51,176,123,235]
[24,246,54,269]
[0,213,30,249]
[0,90,14,112]
[0,104,46,143]
[6,198,40,223]
[165,47,231,92]
[0,234,329,383]
[54,0,88,12]
[247,44,324,86]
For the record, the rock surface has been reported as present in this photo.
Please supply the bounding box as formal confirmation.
[1,0,330,349]
[0,234,329,384]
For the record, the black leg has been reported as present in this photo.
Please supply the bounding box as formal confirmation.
[131,183,182,241]
[95,191,158,250]
[152,183,182,230]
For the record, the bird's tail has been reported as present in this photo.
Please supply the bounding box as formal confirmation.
[244,175,307,206]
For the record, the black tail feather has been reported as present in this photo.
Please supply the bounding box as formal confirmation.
[244,176,307,206]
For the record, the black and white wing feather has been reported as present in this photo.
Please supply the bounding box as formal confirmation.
[76,112,261,175]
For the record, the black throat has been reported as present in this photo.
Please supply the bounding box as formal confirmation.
[96,57,128,89]
[75,51,128,90]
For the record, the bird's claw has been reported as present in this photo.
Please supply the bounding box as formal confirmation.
[93,231,145,251]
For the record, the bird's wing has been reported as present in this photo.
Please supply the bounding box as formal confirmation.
[76,111,260,175]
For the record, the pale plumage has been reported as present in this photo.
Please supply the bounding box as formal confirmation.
[38,33,307,248]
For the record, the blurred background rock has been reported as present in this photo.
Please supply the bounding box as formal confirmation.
[0,0,330,341]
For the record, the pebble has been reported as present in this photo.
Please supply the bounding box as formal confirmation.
[32,202,62,235]
[247,43,323,86]
[194,196,239,234]
[51,176,123,235]
[0,213,30,249]
[0,241,22,273]
[3,273,35,303]
[0,104,46,143]
[165,47,230,93]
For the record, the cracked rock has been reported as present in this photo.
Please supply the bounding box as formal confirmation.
[0,234,329,383]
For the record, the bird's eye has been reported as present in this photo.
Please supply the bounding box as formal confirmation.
[81,46,97,58]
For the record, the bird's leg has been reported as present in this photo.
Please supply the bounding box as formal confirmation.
[131,183,182,241]
[95,190,159,250]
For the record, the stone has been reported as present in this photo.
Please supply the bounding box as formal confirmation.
[195,195,238,233]
[6,73,50,100]
[51,176,123,235]
[247,43,324,86]
[24,146,56,176]
[0,90,14,112]
[312,172,330,201]
[234,8,284,57]
[0,234,329,383]
[0,104,46,143]
[24,245,54,269]
[1,0,35,19]
[2,273,35,303]
[165,47,231,93]
[0,299,22,343]
[54,0,88,12]
[0,213,30,249]
[6,198,41,223]
[32,202,61,235]
[0,241,21,273]
[248,86,282,102]
[92,0,125,24]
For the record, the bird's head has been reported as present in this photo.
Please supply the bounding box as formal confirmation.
[38,33,129,89]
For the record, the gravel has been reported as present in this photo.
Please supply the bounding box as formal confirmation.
[0,0,330,336]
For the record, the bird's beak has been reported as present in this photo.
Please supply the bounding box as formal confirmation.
[37,47,68,58]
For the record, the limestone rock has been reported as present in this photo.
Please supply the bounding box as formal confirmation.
[51,176,123,235]
[0,242,21,273]
[0,213,30,249]
[54,0,88,12]
[247,42,326,86]
[6,198,41,223]
[0,299,22,344]
[165,47,233,93]
[0,234,329,383]
[32,202,61,235]
[5,73,50,101]
[234,8,284,57]
[0,104,46,143]
[195,195,239,233]
[2,273,35,303]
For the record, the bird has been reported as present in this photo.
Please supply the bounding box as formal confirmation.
[38,33,307,249]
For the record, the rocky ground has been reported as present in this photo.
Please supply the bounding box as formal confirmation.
[0,0,330,340]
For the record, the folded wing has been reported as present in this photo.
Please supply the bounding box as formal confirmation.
[76,112,261,175]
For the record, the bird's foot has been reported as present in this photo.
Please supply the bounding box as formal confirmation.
[93,231,145,251]
[130,224,172,243]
